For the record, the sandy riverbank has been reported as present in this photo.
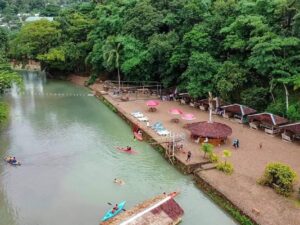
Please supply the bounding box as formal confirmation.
[69,75,300,225]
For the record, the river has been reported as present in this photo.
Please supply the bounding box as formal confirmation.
[0,71,237,225]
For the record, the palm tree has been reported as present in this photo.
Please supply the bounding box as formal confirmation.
[201,143,213,158]
[222,150,232,165]
[103,38,122,91]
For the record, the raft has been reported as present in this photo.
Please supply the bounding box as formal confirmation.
[102,201,126,222]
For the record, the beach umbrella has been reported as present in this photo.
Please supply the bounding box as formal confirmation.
[169,108,183,123]
[169,108,183,115]
[147,100,159,112]
[181,113,196,121]
[146,100,159,107]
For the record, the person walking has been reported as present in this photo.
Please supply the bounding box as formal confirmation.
[186,151,192,162]
[236,139,240,148]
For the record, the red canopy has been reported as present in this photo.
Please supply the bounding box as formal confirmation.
[187,122,232,139]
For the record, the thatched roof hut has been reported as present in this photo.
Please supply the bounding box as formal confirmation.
[248,113,288,134]
[222,104,256,117]
[279,122,300,141]
[280,122,300,134]
[187,122,232,145]
[248,113,288,127]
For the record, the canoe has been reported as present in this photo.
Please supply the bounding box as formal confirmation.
[134,131,143,141]
[4,157,21,166]
[115,147,137,154]
[101,201,126,222]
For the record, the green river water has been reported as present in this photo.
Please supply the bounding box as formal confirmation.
[0,71,237,225]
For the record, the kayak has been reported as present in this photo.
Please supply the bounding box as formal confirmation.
[101,201,126,222]
[115,147,137,154]
[4,157,21,166]
[134,131,143,141]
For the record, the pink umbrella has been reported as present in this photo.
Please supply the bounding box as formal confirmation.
[182,113,196,121]
[146,100,159,107]
[169,108,183,115]
[169,108,183,123]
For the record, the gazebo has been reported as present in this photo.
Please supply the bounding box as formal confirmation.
[279,122,300,142]
[248,113,288,135]
[186,122,232,146]
[222,104,257,123]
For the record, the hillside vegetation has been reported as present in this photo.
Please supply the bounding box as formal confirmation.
[6,0,300,120]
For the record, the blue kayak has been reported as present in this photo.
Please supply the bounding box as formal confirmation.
[101,201,126,222]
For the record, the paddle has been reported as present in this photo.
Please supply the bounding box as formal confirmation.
[107,202,126,211]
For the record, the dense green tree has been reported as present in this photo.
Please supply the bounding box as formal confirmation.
[9,20,61,59]
[40,4,61,16]
[182,52,219,98]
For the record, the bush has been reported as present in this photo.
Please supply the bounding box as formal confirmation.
[86,73,98,86]
[217,162,233,175]
[0,101,9,125]
[208,153,219,163]
[201,143,213,158]
[259,162,297,196]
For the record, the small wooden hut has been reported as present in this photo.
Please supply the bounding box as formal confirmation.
[279,122,300,142]
[222,104,257,123]
[186,121,232,146]
[197,98,225,112]
[248,113,288,135]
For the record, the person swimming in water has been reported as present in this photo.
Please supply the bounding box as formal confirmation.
[114,178,125,185]
[125,146,132,151]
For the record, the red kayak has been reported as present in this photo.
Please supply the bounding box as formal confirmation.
[115,147,137,154]
[134,131,143,141]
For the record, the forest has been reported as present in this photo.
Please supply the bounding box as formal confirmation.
[3,0,300,121]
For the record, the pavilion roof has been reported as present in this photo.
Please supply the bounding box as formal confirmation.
[187,121,232,138]
[279,122,300,134]
[222,104,257,116]
[248,113,288,126]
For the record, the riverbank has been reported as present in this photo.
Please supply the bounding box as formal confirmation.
[69,75,300,225]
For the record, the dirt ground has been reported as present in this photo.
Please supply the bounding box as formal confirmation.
[69,75,300,225]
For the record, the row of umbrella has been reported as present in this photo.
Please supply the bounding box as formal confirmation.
[146,100,195,121]
[146,100,233,140]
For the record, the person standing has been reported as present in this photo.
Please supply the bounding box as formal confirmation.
[236,139,240,148]
[233,139,237,148]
